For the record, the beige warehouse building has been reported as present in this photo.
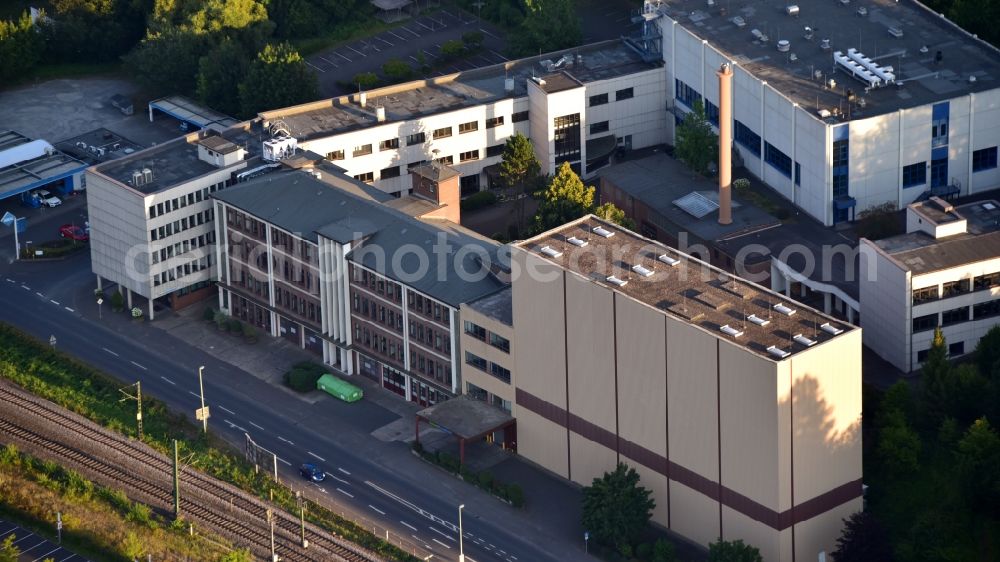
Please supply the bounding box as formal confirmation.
[506,216,862,561]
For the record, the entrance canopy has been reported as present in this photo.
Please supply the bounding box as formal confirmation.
[415,395,515,464]
[148,96,238,130]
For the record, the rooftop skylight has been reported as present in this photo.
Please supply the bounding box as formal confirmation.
[592,226,615,238]
[606,275,628,287]
[632,264,654,277]
[766,345,790,359]
[720,324,744,337]
[773,303,796,316]
[793,334,817,347]
[820,322,843,335]
[567,236,588,247]
[540,245,562,258]
[747,314,770,326]
[657,254,680,267]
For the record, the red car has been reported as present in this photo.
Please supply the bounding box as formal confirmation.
[59,224,89,242]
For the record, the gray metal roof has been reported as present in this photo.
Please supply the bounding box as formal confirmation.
[466,286,513,326]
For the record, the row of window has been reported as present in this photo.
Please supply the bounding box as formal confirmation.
[226,208,266,242]
[408,291,450,326]
[734,120,762,156]
[411,348,453,386]
[350,143,506,184]
[355,323,404,364]
[271,229,315,264]
[764,142,792,179]
[151,231,215,264]
[466,382,511,413]
[912,300,1000,332]
[354,292,403,332]
[275,285,320,324]
[912,273,1000,305]
[588,87,634,107]
[235,267,269,300]
[352,266,403,304]
[465,351,511,384]
[463,320,510,353]
[150,208,213,241]
[917,340,965,362]
[278,257,316,294]
[153,254,213,287]
[973,146,998,172]
[410,319,451,356]
[148,183,224,219]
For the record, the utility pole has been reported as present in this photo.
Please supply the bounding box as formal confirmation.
[298,491,308,548]
[119,382,143,440]
[267,508,277,562]
[173,439,180,518]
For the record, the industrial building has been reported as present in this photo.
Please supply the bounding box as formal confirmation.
[0,130,88,204]
[860,197,1000,371]
[511,215,862,562]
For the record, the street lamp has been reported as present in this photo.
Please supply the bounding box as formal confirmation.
[1,211,23,261]
[196,365,209,433]
[97,297,103,320]
[458,504,465,562]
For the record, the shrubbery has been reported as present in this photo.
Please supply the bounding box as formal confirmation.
[283,362,327,392]
[411,443,525,507]
[459,190,497,212]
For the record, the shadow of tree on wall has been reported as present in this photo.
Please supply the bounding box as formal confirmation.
[789,374,861,459]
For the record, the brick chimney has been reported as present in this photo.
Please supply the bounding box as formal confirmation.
[717,62,734,225]
[410,162,461,224]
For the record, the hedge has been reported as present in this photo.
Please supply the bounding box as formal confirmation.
[412,442,525,508]
[283,362,327,393]
[460,190,497,212]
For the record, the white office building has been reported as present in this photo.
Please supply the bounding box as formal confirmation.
[860,197,1000,372]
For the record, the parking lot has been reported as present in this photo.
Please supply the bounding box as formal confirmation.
[0,520,90,562]
[308,8,510,96]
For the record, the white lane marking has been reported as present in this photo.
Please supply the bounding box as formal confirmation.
[49,299,59,305]
[32,546,61,561]
[307,451,326,462]
[402,26,421,37]
[20,285,30,291]
[249,421,265,431]
[278,436,294,445]
[337,467,351,475]
[368,504,386,515]
[64,307,74,312]
[304,60,325,73]
[429,526,456,542]
[4,278,13,283]
[474,538,484,545]
[277,457,291,466]
[317,487,328,494]
[415,19,434,31]
[188,391,200,398]
[160,376,176,385]
[334,51,352,63]
[130,361,147,370]
[365,480,458,532]
[400,520,418,531]
[510,556,518,560]
[325,472,350,485]
[346,45,365,57]
[11,532,34,544]
[36,292,44,297]
[336,487,354,498]
[388,30,407,41]
[102,347,119,357]
[223,419,248,432]
[481,28,501,39]
[431,538,451,549]
[218,405,236,415]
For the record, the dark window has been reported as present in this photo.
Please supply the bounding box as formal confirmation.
[765,142,793,178]
[973,299,1000,319]
[589,93,608,106]
[353,144,372,157]
[903,162,927,188]
[459,149,479,162]
[465,352,487,371]
[485,116,504,129]
[917,349,930,363]
[433,126,452,139]
[408,160,428,170]
[406,132,425,146]
[512,111,529,123]
[833,140,849,168]
[380,138,399,151]
[912,313,938,333]
[704,99,719,126]
[941,306,969,326]
[437,155,454,165]
[972,147,998,172]
[615,87,634,101]
[795,161,801,186]
[734,120,761,156]
[974,272,1000,291]
[464,321,486,340]
[912,286,938,305]
[459,121,478,134]
[354,171,374,183]
[486,144,504,158]
[489,363,511,384]
[590,121,610,135]
[949,341,965,356]
[380,165,401,179]
[489,332,510,353]
[941,280,970,299]
[553,113,581,163]
[674,79,701,108]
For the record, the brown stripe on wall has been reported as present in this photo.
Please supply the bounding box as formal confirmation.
[515,388,862,531]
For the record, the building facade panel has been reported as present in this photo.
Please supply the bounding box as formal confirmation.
[666,319,719,483]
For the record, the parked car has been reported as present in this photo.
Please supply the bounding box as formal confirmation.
[59,224,88,242]
[299,463,326,483]
[35,190,62,208]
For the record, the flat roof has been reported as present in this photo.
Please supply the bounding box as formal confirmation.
[259,39,661,141]
[0,131,88,199]
[416,394,514,440]
[874,199,1000,273]
[519,215,854,360]
[53,128,144,165]
[466,286,513,326]
[149,96,238,128]
[655,0,1000,120]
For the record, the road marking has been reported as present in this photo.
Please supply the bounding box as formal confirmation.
[422,49,437,59]
[474,538,484,545]
[481,28,501,39]
[36,292,44,297]
[400,520,418,531]
[130,361,147,371]
[188,391,200,398]
[334,51,352,63]
[416,19,434,31]
[4,278,13,283]
[317,487,328,494]
[64,307,74,312]
[368,504,386,515]
[319,56,339,67]
[432,538,451,549]
[376,36,393,47]
[337,467,351,475]
[218,405,236,415]
[277,457,291,466]
[20,285,30,291]
[366,480,458,532]
[429,526,456,542]
[278,436,295,445]
[304,60,325,73]
[32,546,61,561]
[336,487,354,498]
[49,299,59,305]
[410,55,421,63]
[160,376,176,385]
[307,451,326,462]
[346,45,365,57]
[402,26,421,37]
[325,472,350,485]
[223,419,247,432]
[388,30,407,41]
[249,421,265,431]
[11,533,34,544]
[102,347,119,357]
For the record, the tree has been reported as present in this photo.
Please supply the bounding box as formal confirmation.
[0,534,20,562]
[707,538,763,562]
[975,325,1000,380]
[594,202,637,231]
[499,133,541,234]
[352,71,379,90]
[920,327,950,424]
[440,39,465,59]
[676,99,718,176]
[381,58,413,82]
[943,363,990,426]
[125,28,213,95]
[0,10,43,83]
[512,0,581,56]
[955,417,1000,515]
[831,511,892,562]
[581,463,655,554]
[855,202,901,240]
[238,42,319,117]
[652,538,676,562]
[533,162,594,233]
[42,0,148,63]
[877,408,921,475]
[197,40,249,117]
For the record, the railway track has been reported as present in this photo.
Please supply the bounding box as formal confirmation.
[0,382,382,562]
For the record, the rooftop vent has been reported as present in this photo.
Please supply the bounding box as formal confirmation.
[820,38,831,50]
[540,245,562,258]
[142,167,153,183]
[606,275,628,287]
[375,106,386,122]
[820,322,843,335]
[567,236,588,247]
[777,39,790,52]
[793,334,817,347]
[747,314,770,326]
[983,202,997,211]
[658,253,681,267]
[767,345,791,359]
[131,170,143,186]
[720,324,744,337]
[773,303,797,316]
[785,4,799,15]
[632,264,654,277]
[592,226,615,238]
[504,78,515,92]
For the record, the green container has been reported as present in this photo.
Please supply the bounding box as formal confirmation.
[316,374,363,403]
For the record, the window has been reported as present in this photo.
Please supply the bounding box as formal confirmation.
[406,132,425,146]
[512,111,529,123]
[941,280,969,298]
[354,171,374,183]
[464,321,486,340]
[486,144,504,158]
[674,79,701,108]
[553,113,581,163]
[912,286,938,305]
[489,332,510,353]
[917,348,930,363]
[974,300,1000,319]
[465,352,487,371]
[615,87,634,101]
[764,142,792,178]
[458,121,478,134]
[380,165,401,179]
[590,121,609,135]
[352,144,372,157]
[974,272,1000,291]
[942,306,969,326]
[903,162,927,188]
[912,313,937,333]
[795,161,801,186]
[437,155,453,165]
[734,120,761,156]
[432,127,452,139]
[459,149,479,162]
[704,99,719,126]
[949,341,965,356]
[589,93,608,106]
[489,363,511,384]
[972,147,998,172]
[379,138,399,151]
[485,116,504,129]
[408,160,428,171]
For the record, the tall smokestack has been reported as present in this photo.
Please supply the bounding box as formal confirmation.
[717,62,733,225]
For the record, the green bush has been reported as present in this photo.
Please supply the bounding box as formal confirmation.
[733,178,750,190]
[284,364,325,393]
[214,311,227,330]
[636,541,653,560]
[460,190,497,212]
[226,318,242,333]
[506,484,524,507]
[381,58,412,82]
[20,239,87,259]
[477,471,494,491]
[203,306,216,322]
[652,538,676,562]
[462,31,484,50]
[440,39,465,59]
[352,72,379,89]
[110,292,124,312]
[242,323,258,343]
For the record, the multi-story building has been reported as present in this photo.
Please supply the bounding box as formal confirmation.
[860,197,1000,371]
[459,287,515,416]
[87,130,255,317]
[212,161,506,404]
[506,215,862,561]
